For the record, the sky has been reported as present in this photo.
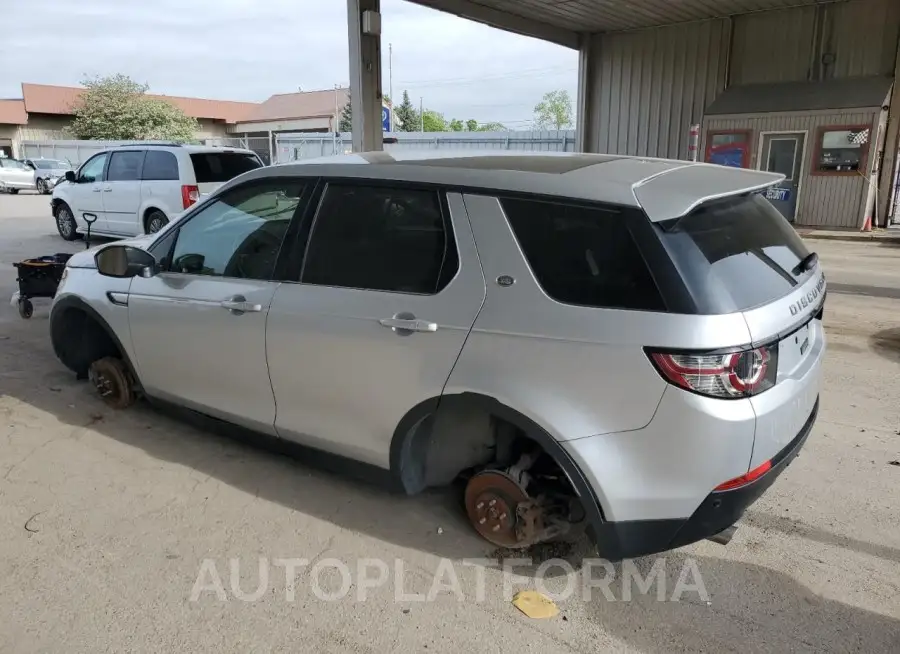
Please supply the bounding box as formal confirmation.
[0,0,577,129]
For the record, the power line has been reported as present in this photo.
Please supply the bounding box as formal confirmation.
[395,66,576,89]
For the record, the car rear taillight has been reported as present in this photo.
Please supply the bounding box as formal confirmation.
[181,184,200,209]
[647,346,777,399]
[714,459,772,491]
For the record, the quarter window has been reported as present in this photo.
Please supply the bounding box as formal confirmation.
[500,198,664,311]
[166,182,305,281]
[107,151,143,181]
[301,184,457,294]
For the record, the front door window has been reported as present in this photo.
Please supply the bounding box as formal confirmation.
[78,153,108,183]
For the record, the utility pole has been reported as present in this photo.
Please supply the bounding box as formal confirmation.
[420,96,424,132]
[389,43,394,131]
[333,83,339,154]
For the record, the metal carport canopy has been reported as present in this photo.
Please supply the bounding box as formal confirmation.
[348,0,831,152]
[406,0,826,47]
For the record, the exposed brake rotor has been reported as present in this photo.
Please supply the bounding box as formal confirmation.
[464,470,544,548]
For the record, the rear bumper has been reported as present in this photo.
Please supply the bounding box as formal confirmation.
[592,397,818,561]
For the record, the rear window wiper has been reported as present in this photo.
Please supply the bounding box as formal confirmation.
[792,252,818,276]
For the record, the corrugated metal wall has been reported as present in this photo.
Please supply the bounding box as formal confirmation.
[729,6,817,85]
[829,0,900,78]
[584,0,899,159]
[586,19,730,159]
[703,110,878,228]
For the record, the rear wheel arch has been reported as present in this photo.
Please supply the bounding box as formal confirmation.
[143,207,168,234]
[388,392,607,522]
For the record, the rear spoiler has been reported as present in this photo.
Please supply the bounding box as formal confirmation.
[633,163,784,222]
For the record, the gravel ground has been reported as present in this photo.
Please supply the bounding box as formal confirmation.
[0,193,898,653]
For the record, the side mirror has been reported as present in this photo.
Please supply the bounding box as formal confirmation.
[65,170,76,183]
[95,245,158,279]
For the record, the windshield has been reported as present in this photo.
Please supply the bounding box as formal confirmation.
[655,193,812,314]
[189,152,262,183]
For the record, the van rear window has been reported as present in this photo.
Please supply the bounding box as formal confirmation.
[656,194,812,313]
[189,152,262,183]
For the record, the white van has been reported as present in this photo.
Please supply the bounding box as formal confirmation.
[51,144,264,240]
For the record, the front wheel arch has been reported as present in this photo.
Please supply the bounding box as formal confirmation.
[50,296,139,384]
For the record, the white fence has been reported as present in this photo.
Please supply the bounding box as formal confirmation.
[19,131,578,170]
[18,139,182,167]
[273,130,577,164]
[203,137,273,164]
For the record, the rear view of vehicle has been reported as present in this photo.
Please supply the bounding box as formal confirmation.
[556,169,825,559]
[183,148,265,202]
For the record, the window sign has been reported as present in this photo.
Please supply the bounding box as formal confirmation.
[816,127,869,173]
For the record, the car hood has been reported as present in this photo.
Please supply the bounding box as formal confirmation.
[66,233,157,269]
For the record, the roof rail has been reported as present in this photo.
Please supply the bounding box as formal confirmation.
[115,142,183,147]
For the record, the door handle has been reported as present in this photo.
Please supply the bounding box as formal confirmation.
[220,295,262,314]
[92,187,102,192]
[102,186,112,192]
[379,316,438,334]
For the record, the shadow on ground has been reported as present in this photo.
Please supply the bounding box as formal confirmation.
[0,308,595,571]
[2,306,899,652]
[584,551,899,653]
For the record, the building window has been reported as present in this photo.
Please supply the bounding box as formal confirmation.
[705,130,752,168]
[814,125,871,174]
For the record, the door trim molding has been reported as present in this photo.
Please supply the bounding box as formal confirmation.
[756,129,808,221]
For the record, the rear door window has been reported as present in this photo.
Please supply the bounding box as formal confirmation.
[500,198,665,311]
[189,152,263,183]
[655,193,812,313]
[301,184,458,294]
[142,150,179,181]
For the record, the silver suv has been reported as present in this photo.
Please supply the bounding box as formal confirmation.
[49,152,825,560]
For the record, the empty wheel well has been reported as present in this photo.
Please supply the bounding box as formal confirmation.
[50,307,123,376]
[392,395,583,499]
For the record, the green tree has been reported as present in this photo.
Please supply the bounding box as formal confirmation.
[478,121,508,132]
[394,90,420,132]
[339,91,352,132]
[448,118,464,132]
[533,90,573,130]
[465,119,479,132]
[422,110,447,132]
[70,74,198,141]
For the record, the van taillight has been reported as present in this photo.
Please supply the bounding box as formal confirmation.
[647,346,777,399]
[181,185,199,209]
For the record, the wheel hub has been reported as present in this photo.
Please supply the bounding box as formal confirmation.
[465,470,534,547]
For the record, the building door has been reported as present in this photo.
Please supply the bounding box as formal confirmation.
[759,132,805,222]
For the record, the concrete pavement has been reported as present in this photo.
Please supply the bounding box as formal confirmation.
[0,193,898,653]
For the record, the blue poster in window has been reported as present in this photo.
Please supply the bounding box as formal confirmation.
[765,187,791,202]
[709,148,744,168]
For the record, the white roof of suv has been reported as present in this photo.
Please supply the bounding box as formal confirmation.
[255,150,783,222]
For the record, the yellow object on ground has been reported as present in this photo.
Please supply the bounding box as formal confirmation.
[511,590,559,619]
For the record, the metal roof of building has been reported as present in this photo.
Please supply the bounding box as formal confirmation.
[705,76,894,115]
[410,0,828,46]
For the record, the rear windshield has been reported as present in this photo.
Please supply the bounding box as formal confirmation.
[189,152,262,183]
[655,193,812,314]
